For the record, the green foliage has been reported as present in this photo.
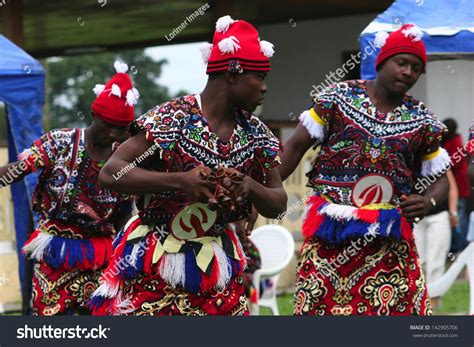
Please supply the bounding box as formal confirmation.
[45,49,180,130]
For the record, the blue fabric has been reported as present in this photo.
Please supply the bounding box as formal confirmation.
[0,35,44,303]
[184,251,201,293]
[359,0,474,79]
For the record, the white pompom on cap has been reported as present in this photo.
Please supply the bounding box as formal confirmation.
[93,84,105,96]
[110,83,122,97]
[402,24,424,42]
[125,88,140,106]
[114,61,129,73]
[216,15,235,33]
[260,40,275,58]
[374,31,389,48]
[218,36,241,54]
[200,42,213,63]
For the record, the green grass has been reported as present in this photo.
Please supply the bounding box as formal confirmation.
[259,281,471,316]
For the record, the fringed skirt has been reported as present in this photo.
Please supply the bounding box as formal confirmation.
[89,215,248,316]
[295,195,432,316]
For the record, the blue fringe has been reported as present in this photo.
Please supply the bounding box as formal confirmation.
[378,209,402,239]
[120,243,138,280]
[315,208,403,244]
[87,294,107,310]
[184,251,202,293]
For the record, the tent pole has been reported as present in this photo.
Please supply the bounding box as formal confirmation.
[2,0,24,48]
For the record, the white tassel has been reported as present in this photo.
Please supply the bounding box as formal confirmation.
[200,42,213,63]
[114,291,135,315]
[159,253,186,288]
[211,242,232,290]
[421,147,451,177]
[129,243,142,268]
[125,89,138,106]
[218,36,241,54]
[18,148,33,162]
[215,15,235,33]
[114,61,129,73]
[92,282,120,299]
[110,83,121,97]
[402,25,424,42]
[93,84,105,96]
[22,231,53,261]
[374,31,389,48]
[299,110,325,140]
[320,203,357,221]
[259,40,275,58]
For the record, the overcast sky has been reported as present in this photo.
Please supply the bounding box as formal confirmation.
[145,42,208,96]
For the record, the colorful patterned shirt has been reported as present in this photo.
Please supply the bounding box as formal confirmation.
[23,128,130,237]
[302,80,447,207]
[131,94,281,237]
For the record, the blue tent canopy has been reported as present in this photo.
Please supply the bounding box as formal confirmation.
[359,0,474,79]
[0,35,44,301]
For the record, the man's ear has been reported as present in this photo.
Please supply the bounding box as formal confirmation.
[225,72,237,84]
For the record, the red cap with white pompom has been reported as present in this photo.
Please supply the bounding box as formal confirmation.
[201,15,275,74]
[91,61,140,126]
[375,24,427,71]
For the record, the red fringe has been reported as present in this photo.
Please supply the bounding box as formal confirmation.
[143,235,158,274]
[22,229,41,253]
[401,218,413,240]
[200,257,220,292]
[302,212,325,239]
[226,229,246,274]
[355,209,380,224]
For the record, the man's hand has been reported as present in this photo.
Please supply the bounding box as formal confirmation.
[399,194,432,222]
[179,166,216,203]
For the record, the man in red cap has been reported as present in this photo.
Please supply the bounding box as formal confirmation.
[89,15,287,316]
[278,24,449,315]
[0,61,138,315]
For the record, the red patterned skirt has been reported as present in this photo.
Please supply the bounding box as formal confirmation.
[94,273,248,316]
[31,261,102,316]
[294,237,433,316]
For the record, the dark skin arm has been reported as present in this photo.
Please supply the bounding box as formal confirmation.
[400,141,450,222]
[100,132,287,218]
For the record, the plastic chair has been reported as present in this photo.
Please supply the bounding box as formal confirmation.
[249,224,295,315]
[427,242,474,314]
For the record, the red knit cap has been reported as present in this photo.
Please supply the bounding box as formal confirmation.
[91,61,140,126]
[201,15,275,74]
[375,24,427,71]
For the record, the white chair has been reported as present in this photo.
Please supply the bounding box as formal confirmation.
[249,224,295,315]
[427,242,474,314]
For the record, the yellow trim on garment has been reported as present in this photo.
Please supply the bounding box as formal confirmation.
[421,148,441,161]
[309,108,326,126]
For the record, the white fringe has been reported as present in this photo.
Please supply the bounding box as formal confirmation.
[212,242,232,290]
[91,281,119,299]
[215,15,235,33]
[114,291,135,315]
[259,40,275,58]
[93,84,105,96]
[320,203,357,221]
[402,24,424,42]
[200,42,213,63]
[218,36,241,54]
[421,147,451,177]
[374,31,389,48]
[114,61,129,73]
[110,84,121,97]
[159,253,186,288]
[299,110,325,140]
[22,231,53,261]
[129,242,142,269]
[18,148,33,162]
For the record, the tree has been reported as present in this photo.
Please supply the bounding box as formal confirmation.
[45,49,179,130]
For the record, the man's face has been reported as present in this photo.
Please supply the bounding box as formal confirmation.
[377,53,424,95]
[230,71,268,112]
[91,115,129,147]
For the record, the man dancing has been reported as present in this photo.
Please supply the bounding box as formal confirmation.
[278,24,449,315]
[0,61,138,315]
[89,16,286,316]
